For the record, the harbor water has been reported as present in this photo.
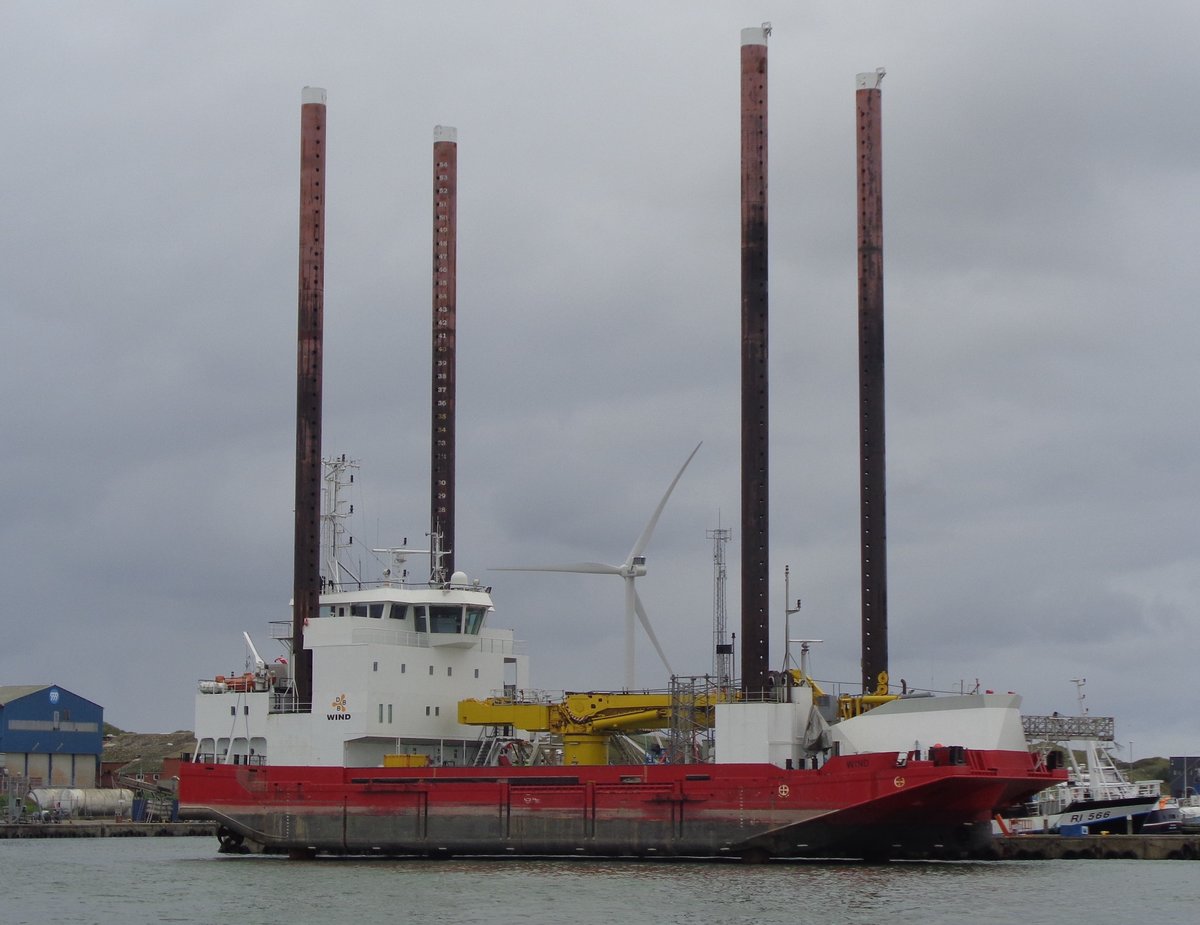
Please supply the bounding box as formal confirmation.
[3,838,1197,925]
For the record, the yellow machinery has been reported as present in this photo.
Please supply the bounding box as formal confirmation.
[382,754,430,768]
[780,667,900,720]
[458,691,716,766]
[460,672,900,766]
[835,669,901,719]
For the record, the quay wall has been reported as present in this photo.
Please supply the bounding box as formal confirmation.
[985,834,1200,861]
[0,821,216,840]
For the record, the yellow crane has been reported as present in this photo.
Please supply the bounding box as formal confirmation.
[458,691,716,766]
[460,673,896,766]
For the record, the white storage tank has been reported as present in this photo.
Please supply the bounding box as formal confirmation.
[28,788,135,817]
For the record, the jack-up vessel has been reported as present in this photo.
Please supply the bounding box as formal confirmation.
[178,38,1064,860]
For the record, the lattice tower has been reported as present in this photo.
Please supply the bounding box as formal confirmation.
[708,527,733,683]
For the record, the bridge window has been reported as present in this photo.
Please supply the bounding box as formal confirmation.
[464,607,485,635]
[350,603,368,617]
[414,606,427,633]
[389,604,408,620]
[430,605,461,633]
[369,603,384,619]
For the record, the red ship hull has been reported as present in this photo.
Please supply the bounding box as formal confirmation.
[179,748,1061,860]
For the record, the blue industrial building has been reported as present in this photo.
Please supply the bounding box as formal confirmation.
[0,685,103,787]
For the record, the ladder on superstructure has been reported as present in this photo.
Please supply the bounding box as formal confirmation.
[667,675,714,765]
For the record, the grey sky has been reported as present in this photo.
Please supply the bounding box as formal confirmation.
[3,2,1196,759]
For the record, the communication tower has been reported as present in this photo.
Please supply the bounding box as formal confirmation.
[321,455,360,591]
[708,526,733,684]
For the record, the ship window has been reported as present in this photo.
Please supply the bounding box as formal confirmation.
[350,603,368,617]
[338,606,346,617]
[464,607,485,635]
[401,663,406,674]
[373,661,378,672]
[435,707,440,717]
[429,665,434,676]
[389,604,407,620]
[369,603,385,619]
[378,704,383,723]
[447,667,453,677]
[474,669,480,679]
[320,605,334,618]
[414,606,427,633]
[388,704,393,723]
[425,706,431,716]
[430,605,461,633]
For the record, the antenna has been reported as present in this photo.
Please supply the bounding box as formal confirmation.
[1071,677,1088,714]
[427,529,451,586]
[707,524,732,684]
[321,455,360,592]
[782,565,803,670]
[372,545,432,587]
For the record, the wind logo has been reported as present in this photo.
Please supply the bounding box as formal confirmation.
[327,693,351,721]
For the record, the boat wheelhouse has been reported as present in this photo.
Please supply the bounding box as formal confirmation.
[193,559,528,770]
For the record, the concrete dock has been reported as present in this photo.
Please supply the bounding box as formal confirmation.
[0,821,216,840]
[985,833,1200,860]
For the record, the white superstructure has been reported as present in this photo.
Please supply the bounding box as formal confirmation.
[194,573,529,768]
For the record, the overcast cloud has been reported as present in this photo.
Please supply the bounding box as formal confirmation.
[3,1,1197,759]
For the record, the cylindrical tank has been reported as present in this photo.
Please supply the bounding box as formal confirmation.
[28,788,135,816]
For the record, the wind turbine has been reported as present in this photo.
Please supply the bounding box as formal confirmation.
[496,442,702,690]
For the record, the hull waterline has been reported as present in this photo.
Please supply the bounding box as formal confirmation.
[180,748,1058,860]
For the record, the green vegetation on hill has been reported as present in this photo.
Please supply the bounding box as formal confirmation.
[102,730,196,773]
[1129,756,1170,783]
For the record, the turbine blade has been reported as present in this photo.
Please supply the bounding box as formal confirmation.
[633,587,673,676]
[491,562,621,575]
[628,442,702,561]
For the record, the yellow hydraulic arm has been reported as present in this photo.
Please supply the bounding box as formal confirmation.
[459,691,715,766]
